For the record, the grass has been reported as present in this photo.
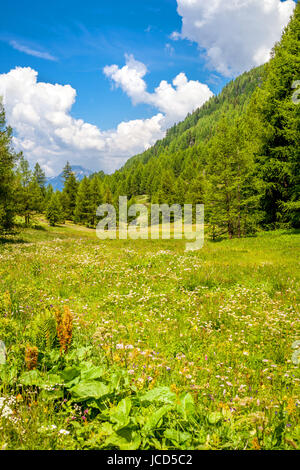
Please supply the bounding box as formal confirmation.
[0,221,299,450]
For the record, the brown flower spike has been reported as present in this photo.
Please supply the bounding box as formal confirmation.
[25,346,39,370]
[54,306,73,353]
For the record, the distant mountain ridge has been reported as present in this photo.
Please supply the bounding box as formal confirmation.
[46,165,93,191]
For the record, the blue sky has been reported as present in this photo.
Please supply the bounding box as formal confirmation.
[0,0,296,175]
[0,0,221,130]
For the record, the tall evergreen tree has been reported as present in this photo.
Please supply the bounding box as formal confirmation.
[251,4,300,227]
[15,155,44,225]
[33,163,46,194]
[89,175,103,226]
[74,177,92,226]
[63,161,73,180]
[0,101,16,232]
[206,116,261,239]
[45,184,54,207]
[103,186,113,205]
[46,192,64,226]
[61,162,78,220]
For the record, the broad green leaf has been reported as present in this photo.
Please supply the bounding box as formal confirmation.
[164,428,192,444]
[19,371,62,388]
[86,399,106,411]
[142,405,170,433]
[109,370,130,391]
[70,381,110,400]
[19,370,43,387]
[105,428,141,450]
[42,374,62,387]
[60,367,81,383]
[140,387,177,404]
[81,366,106,381]
[110,397,132,429]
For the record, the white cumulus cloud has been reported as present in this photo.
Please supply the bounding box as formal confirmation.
[172,0,296,76]
[104,54,213,125]
[0,61,213,175]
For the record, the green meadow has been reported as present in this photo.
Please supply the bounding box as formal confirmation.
[0,222,299,450]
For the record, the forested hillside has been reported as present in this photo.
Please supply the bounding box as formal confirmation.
[123,65,264,170]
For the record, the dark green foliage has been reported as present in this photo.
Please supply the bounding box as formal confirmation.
[33,162,46,192]
[46,192,64,226]
[0,101,17,232]
[249,3,300,228]
[61,162,79,221]
[206,115,263,239]
[74,177,92,226]
[14,155,45,225]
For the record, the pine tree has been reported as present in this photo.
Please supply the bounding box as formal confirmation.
[185,171,206,206]
[206,116,261,239]
[251,4,300,227]
[32,163,46,212]
[0,101,16,232]
[174,176,186,207]
[15,155,32,226]
[103,186,113,205]
[74,177,92,226]
[155,170,176,205]
[46,192,63,226]
[89,175,103,226]
[63,161,73,181]
[45,184,54,207]
[131,164,143,196]
[28,179,44,215]
[15,155,45,225]
[33,163,46,192]
[61,163,78,220]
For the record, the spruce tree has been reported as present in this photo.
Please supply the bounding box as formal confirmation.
[15,155,45,225]
[206,116,261,239]
[33,163,46,192]
[45,184,54,207]
[89,175,103,226]
[61,163,78,221]
[0,101,16,232]
[74,177,92,226]
[251,4,300,227]
[46,192,63,226]
[103,186,113,205]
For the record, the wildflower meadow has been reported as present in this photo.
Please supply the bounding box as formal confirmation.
[0,221,299,450]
